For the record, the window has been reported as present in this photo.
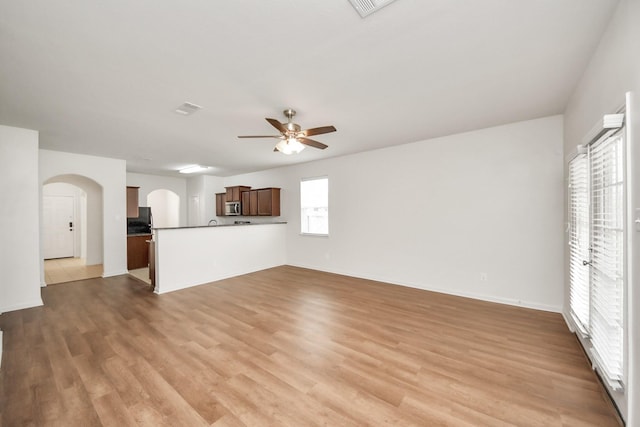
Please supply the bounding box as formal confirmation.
[567,119,626,391]
[301,177,328,235]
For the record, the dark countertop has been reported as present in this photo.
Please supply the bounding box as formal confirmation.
[154,222,287,231]
[127,233,152,237]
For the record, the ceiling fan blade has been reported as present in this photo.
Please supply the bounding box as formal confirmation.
[299,125,336,137]
[237,135,283,139]
[299,137,328,150]
[265,118,287,133]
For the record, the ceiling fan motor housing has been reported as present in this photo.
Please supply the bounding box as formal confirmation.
[283,108,296,120]
[286,122,301,134]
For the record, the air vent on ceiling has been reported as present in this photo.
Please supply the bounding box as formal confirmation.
[348,0,398,18]
[175,102,202,115]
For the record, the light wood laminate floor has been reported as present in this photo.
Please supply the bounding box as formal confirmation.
[0,266,620,426]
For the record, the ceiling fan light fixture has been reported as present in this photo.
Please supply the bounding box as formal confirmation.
[288,137,305,153]
[275,137,305,155]
[275,139,289,154]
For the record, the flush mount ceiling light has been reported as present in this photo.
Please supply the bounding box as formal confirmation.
[178,165,210,174]
[174,102,202,115]
[347,0,399,18]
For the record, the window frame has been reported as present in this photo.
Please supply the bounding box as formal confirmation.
[300,176,329,237]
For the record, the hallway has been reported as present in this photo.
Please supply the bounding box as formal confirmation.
[44,257,102,285]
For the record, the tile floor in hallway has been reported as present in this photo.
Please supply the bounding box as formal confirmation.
[44,257,103,285]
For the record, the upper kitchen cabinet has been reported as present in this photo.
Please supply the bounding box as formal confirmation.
[215,193,226,216]
[241,191,251,216]
[241,190,259,216]
[257,188,280,216]
[225,186,251,202]
[126,186,139,218]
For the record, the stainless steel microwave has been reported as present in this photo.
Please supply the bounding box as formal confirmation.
[225,201,241,216]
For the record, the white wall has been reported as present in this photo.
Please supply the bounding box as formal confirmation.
[0,125,43,312]
[126,172,188,227]
[40,150,127,277]
[226,115,565,312]
[147,189,180,228]
[563,0,640,421]
[186,175,225,226]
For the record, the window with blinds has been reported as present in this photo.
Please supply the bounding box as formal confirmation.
[568,154,590,334]
[567,121,626,391]
[589,132,625,388]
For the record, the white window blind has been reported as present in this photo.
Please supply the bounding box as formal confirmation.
[568,154,590,334]
[589,132,625,388]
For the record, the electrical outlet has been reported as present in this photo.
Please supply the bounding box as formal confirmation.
[480,273,488,282]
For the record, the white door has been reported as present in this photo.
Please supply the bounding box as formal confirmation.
[43,195,75,259]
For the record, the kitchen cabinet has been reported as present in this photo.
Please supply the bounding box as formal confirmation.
[241,190,259,216]
[257,188,280,216]
[215,193,226,216]
[225,186,251,202]
[126,186,139,218]
[127,234,150,270]
[249,190,258,216]
[241,191,250,216]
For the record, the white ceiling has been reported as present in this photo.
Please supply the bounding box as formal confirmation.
[0,0,618,177]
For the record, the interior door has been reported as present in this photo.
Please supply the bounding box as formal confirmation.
[43,195,75,259]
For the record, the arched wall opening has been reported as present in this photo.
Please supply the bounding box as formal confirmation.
[41,174,104,284]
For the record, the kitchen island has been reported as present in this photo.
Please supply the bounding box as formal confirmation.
[152,222,286,294]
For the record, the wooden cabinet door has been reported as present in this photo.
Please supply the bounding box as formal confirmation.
[256,188,280,216]
[269,188,280,216]
[241,191,250,216]
[226,187,234,202]
[249,190,258,216]
[215,193,226,216]
[126,186,139,218]
[257,189,271,216]
[127,235,149,270]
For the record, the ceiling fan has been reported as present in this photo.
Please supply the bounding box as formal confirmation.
[238,109,336,154]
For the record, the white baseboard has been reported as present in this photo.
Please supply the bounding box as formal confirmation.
[0,298,44,314]
[561,311,576,333]
[102,270,129,278]
[288,263,562,313]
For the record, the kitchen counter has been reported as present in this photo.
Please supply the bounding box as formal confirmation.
[127,232,152,237]
[153,222,286,230]
[152,222,286,294]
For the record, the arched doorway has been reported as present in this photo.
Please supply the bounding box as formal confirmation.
[42,175,103,284]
